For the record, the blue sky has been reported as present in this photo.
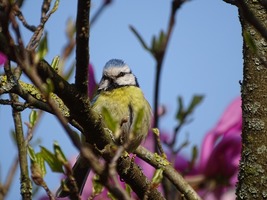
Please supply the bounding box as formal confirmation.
[0,0,242,199]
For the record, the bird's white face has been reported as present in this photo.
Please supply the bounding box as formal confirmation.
[98,59,139,91]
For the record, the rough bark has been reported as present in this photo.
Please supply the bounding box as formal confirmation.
[237,1,267,199]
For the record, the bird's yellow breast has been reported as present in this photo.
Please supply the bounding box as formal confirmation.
[92,86,151,151]
[92,86,150,116]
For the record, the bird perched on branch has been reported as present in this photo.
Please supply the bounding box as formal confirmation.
[57,59,152,197]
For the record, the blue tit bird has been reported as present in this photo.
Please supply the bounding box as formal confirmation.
[57,59,152,197]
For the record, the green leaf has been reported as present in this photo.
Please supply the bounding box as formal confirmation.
[37,33,48,60]
[175,96,185,121]
[107,192,117,200]
[151,168,163,186]
[92,175,104,198]
[66,18,76,39]
[53,142,67,164]
[28,145,37,162]
[189,145,198,168]
[101,107,117,133]
[187,95,204,114]
[28,147,45,182]
[125,184,132,196]
[40,146,64,173]
[36,152,46,177]
[152,128,160,137]
[175,95,204,122]
[51,56,60,72]
[151,35,157,53]
[29,110,38,127]
[44,78,54,94]
[151,30,166,56]
[51,0,60,14]
[159,30,166,47]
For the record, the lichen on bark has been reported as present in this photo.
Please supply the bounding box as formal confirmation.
[237,1,267,199]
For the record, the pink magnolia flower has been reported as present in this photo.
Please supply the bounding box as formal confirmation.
[199,97,242,172]
[174,97,242,200]
[88,64,97,99]
[199,97,241,179]
[0,52,7,66]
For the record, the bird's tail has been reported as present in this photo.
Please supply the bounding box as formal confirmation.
[56,155,91,198]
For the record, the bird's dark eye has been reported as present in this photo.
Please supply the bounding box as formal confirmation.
[117,72,125,77]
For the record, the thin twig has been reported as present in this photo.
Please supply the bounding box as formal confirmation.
[13,4,36,32]
[10,8,25,51]
[0,99,30,111]
[42,182,55,200]
[27,0,59,50]
[24,122,34,146]
[81,146,134,200]
[108,146,132,200]
[0,158,19,199]
[153,128,166,156]
[41,0,52,21]
[153,61,163,152]
[90,0,112,25]
[153,0,187,152]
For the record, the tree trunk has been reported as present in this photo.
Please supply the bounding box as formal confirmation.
[237,1,267,199]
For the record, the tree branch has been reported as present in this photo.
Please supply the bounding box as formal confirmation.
[136,146,201,200]
[236,1,267,198]
[236,0,267,41]
[80,146,133,200]
[75,0,90,95]
[10,93,32,200]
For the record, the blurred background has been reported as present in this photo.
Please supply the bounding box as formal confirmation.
[0,0,242,199]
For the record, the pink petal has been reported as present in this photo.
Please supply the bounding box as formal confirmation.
[199,97,242,170]
[213,97,242,137]
[198,129,219,170]
[88,64,97,99]
[0,52,7,66]
[204,134,241,180]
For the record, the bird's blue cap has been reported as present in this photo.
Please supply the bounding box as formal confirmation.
[104,59,126,69]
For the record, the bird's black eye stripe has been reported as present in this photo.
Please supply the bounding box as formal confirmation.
[117,71,130,78]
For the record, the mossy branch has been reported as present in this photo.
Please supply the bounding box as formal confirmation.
[136,146,201,200]
[10,93,32,200]
[0,75,69,116]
